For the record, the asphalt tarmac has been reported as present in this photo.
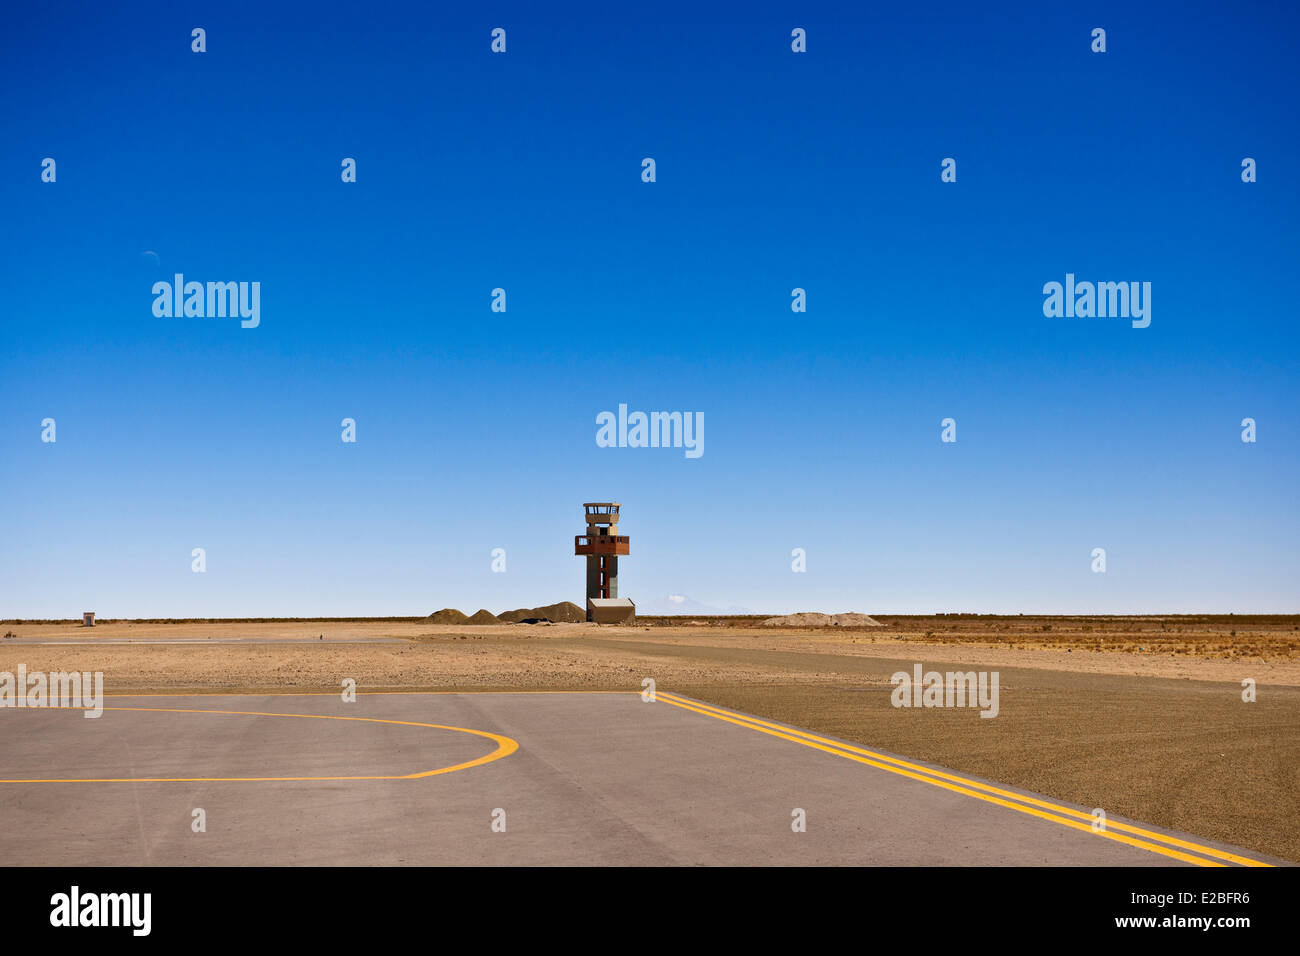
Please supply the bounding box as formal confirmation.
[0,692,1278,866]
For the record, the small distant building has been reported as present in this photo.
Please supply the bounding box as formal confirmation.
[587,597,636,624]
[83,612,95,627]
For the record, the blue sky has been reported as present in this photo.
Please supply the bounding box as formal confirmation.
[2,0,1297,616]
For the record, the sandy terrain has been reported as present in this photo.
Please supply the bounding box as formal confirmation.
[1,615,1296,861]
[4,615,1295,685]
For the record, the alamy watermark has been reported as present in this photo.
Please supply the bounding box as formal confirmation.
[0,666,104,717]
[50,886,150,936]
[152,274,260,328]
[890,664,999,718]
[1042,273,1150,328]
[596,404,703,459]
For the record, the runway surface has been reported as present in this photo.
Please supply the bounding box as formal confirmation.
[0,692,1279,866]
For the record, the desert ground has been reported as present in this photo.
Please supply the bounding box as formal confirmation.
[2,614,1297,861]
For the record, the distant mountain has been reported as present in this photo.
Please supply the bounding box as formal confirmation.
[638,594,756,615]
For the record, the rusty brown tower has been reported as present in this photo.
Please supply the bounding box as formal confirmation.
[574,502,631,621]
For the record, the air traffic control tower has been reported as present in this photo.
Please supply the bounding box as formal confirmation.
[574,502,635,623]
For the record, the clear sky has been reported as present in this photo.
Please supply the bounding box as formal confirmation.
[2,1,1297,617]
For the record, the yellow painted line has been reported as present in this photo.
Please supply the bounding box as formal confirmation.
[0,707,517,783]
[656,692,1239,867]
[659,692,1272,868]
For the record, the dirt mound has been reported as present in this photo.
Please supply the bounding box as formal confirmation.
[466,609,500,625]
[532,601,585,623]
[499,602,586,624]
[428,608,470,625]
[763,612,882,627]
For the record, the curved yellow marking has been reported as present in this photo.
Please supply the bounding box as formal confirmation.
[657,692,1271,868]
[0,707,518,783]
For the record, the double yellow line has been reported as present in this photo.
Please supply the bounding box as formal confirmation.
[655,692,1271,867]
